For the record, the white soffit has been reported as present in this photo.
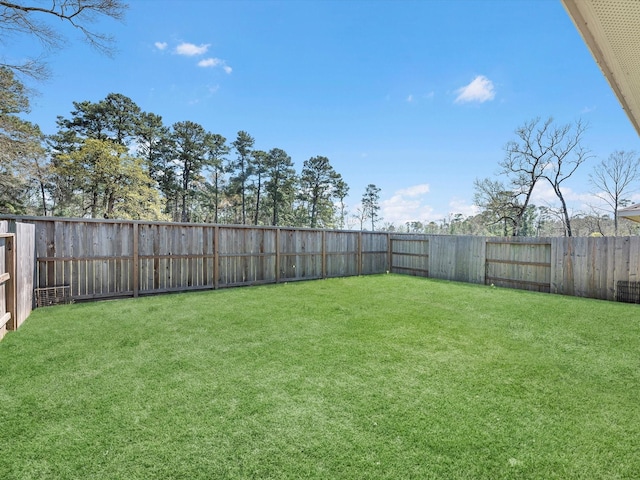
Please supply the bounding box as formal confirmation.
[562,0,640,137]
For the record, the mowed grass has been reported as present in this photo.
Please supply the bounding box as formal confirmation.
[1,275,640,479]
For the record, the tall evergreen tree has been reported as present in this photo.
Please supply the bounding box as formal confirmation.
[55,92,141,146]
[205,133,229,224]
[264,148,296,226]
[136,112,178,218]
[229,131,255,224]
[0,66,46,214]
[170,121,214,222]
[335,178,349,229]
[298,156,342,228]
[250,150,268,225]
[361,184,381,231]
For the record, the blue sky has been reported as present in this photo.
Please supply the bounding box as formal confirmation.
[16,0,640,226]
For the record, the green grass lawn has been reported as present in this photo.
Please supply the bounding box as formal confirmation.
[1,275,639,479]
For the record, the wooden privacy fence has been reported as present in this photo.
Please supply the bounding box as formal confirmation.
[2,215,640,305]
[388,234,640,301]
[27,217,391,301]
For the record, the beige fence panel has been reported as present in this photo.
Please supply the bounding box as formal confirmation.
[278,228,323,281]
[34,219,134,300]
[218,226,277,287]
[13,222,35,328]
[429,236,485,284]
[486,239,551,292]
[390,235,429,276]
[360,232,388,275]
[138,223,217,293]
[550,236,640,301]
[324,230,359,277]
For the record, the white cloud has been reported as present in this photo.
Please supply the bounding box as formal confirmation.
[154,41,168,51]
[198,57,232,74]
[454,75,496,104]
[376,184,482,227]
[380,183,434,224]
[176,42,210,56]
[406,92,434,103]
[529,182,601,215]
[381,195,435,225]
[397,184,430,196]
[198,58,221,67]
[449,198,479,217]
[530,182,558,205]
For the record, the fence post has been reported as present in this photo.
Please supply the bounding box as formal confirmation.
[357,232,362,276]
[275,228,281,283]
[483,238,488,286]
[387,233,392,273]
[322,230,326,279]
[214,225,220,289]
[5,234,17,330]
[132,222,139,297]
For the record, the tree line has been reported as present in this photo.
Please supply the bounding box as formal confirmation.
[3,65,639,236]
[1,67,389,229]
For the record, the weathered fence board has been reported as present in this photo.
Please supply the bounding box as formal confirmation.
[14,222,35,328]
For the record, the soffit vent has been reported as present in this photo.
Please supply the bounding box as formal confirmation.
[562,0,640,137]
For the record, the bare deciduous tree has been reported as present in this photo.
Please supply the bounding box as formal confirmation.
[0,0,127,79]
[499,117,553,235]
[589,150,640,235]
[540,118,590,237]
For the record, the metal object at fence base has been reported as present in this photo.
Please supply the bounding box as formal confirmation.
[34,286,71,307]
[616,281,640,304]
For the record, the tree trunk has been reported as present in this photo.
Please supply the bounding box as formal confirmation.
[557,189,572,237]
[39,181,48,216]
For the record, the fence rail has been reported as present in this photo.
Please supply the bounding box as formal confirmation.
[0,220,34,339]
[2,216,640,306]
[0,233,16,340]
